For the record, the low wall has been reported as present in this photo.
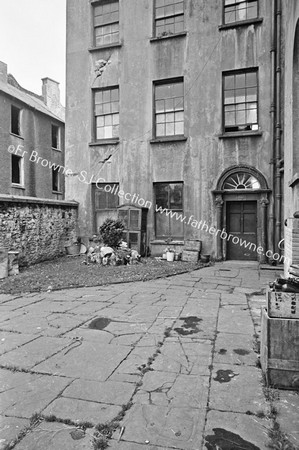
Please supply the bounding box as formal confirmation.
[0,195,78,266]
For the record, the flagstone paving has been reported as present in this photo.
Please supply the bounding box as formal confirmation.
[0,261,298,450]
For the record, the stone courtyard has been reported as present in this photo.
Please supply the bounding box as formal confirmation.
[0,262,298,450]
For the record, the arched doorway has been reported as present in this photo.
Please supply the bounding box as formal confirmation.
[213,166,271,262]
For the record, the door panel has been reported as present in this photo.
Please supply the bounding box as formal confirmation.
[226,201,257,260]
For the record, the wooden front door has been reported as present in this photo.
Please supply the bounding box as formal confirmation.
[226,201,257,260]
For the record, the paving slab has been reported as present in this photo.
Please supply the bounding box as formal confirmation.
[274,391,299,447]
[0,336,71,370]
[0,416,29,449]
[151,341,212,375]
[43,397,121,425]
[204,410,271,450]
[0,369,71,418]
[209,364,266,414]
[116,403,205,449]
[135,372,209,409]
[13,421,93,450]
[62,379,136,405]
[0,332,37,356]
[217,306,254,335]
[214,332,257,366]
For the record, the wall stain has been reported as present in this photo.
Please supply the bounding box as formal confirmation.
[233,348,250,356]
[89,317,111,330]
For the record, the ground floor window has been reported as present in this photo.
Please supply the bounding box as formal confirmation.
[154,182,184,239]
[93,183,119,231]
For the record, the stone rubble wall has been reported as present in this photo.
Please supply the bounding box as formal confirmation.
[0,197,78,266]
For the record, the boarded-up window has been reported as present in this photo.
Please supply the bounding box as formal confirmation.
[93,0,119,47]
[94,87,119,140]
[154,182,184,238]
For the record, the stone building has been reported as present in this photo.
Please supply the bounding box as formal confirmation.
[0,62,78,267]
[0,61,65,199]
[65,0,288,262]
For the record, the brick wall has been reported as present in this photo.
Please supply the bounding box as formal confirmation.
[0,195,78,266]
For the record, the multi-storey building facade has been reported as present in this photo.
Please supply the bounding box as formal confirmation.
[66,0,287,262]
[0,61,65,200]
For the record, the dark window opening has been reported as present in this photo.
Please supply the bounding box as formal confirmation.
[94,183,119,231]
[52,125,60,149]
[223,70,258,132]
[224,0,258,24]
[154,182,184,238]
[11,105,21,136]
[93,0,119,47]
[11,155,22,184]
[52,167,60,192]
[154,79,184,137]
[155,0,184,37]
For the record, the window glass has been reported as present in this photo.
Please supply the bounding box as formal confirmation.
[154,182,184,238]
[155,80,184,137]
[94,0,119,46]
[155,0,184,37]
[95,87,119,140]
[224,0,258,24]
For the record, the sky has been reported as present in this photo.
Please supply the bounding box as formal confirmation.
[0,0,66,104]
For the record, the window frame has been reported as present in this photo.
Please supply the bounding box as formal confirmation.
[154,182,184,239]
[222,68,259,134]
[153,77,185,139]
[51,124,61,151]
[11,105,22,137]
[93,183,120,232]
[92,0,120,48]
[52,167,61,193]
[93,85,120,142]
[11,154,24,187]
[153,0,185,38]
[222,0,259,26]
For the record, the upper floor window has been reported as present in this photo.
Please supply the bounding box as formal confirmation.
[223,69,258,133]
[154,79,184,138]
[11,105,21,136]
[93,0,119,47]
[52,125,60,150]
[52,167,61,192]
[154,0,184,37]
[94,87,119,140]
[11,154,24,186]
[224,0,258,24]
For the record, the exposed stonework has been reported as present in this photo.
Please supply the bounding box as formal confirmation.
[0,196,78,266]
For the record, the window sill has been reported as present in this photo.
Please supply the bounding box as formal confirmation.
[11,184,25,190]
[219,18,263,31]
[52,147,62,152]
[88,43,122,52]
[150,32,187,42]
[151,239,184,245]
[150,136,188,144]
[89,139,119,146]
[289,173,299,188]
[218,131,263,139]
[10,133,24,140]
[52,191,63,194]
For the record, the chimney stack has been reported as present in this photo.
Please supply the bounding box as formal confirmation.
[42,77,64,120]
[0,61,7,83]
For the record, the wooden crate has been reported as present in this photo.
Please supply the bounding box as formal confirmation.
[267,287,299,319]
[260,307,299,390]
[184,239,202,252]
[182,250,199,262]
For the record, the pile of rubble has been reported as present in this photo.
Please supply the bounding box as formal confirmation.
[85,241,141,266]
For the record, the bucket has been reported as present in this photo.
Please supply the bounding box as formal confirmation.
[0,248,8,279]
[8,251,19,276]
[166,251,175,262]
[66,243,81,256]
